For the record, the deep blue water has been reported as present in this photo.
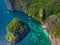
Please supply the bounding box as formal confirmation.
[0,0,51,45]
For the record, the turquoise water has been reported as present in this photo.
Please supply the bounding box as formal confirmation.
[0,0,51,45]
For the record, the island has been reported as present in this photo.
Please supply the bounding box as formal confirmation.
[5,18,30,44]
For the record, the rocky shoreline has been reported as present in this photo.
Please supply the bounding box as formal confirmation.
[5,0,13,10]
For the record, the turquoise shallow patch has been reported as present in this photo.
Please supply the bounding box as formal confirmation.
[27,19,51,45]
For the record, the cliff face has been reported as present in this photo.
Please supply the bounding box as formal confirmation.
[49,33,60,45]
[45,15,60,45]
[45,15,60,30]
[5,0,26,11]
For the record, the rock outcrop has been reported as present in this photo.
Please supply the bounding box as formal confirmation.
[45,15,60,45]
[5,18,30,44]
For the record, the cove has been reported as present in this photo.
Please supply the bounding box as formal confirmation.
[0,0,51,45]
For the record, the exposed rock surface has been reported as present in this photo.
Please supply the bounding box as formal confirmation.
[5,0,27,11]
[49,33,60,45]
[45,15,60,45]
[45,15,60,30]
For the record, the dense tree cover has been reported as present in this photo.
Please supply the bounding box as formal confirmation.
[44,0,60,18]
[23,0,53,21]
[54,30,60,38]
